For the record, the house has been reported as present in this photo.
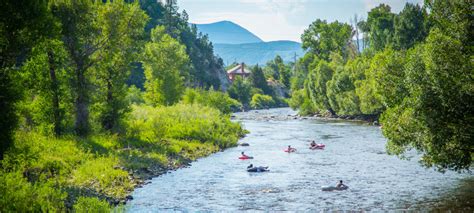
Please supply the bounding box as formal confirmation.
[226,62,251,81]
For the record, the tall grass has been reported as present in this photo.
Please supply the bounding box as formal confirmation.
[0,103,245,211]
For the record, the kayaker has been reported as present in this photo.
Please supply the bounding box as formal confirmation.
[247,164,253,169]
[241,151,248,158]
[336,180,346,188]
[287,145,296,151]
[310,140,317,147]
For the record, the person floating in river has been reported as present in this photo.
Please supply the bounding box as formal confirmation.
[336,180,346,188]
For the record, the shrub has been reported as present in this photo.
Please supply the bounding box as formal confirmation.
[250,94,275,109]
[181,88,241,114]
[71,157,133,198]
[127,104,245,149]
[0,171,66,212]
[73,197,111,213]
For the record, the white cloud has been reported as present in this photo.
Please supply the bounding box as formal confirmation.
[362,0,424,12]
[239,0,310,15]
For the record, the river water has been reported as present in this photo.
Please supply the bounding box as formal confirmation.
[127,108,473,212]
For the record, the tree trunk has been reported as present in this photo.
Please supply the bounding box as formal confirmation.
[47,51,61,136]
[74,63,89,136]
[103,73,114,131]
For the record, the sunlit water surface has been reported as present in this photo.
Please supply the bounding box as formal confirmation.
[127,108,473,212]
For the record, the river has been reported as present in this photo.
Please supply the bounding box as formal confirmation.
[126,108,473,211]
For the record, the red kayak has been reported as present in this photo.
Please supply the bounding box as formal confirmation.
[238,156,253,160]
[284,148,297,153]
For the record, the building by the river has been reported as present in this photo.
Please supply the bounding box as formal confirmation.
[226,62,250,82]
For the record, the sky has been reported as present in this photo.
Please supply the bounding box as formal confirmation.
[177,0,424,42]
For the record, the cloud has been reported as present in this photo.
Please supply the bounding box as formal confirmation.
[362,0,424,12]
[239,0,310,15]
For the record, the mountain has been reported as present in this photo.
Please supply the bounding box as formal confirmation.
[194,20,304,65]
[194,21,263,44]
[214,41,304,65]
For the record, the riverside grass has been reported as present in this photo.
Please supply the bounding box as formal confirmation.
[0,104,245,211]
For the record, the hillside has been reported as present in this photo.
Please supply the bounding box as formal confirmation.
[194,21,263,44]
[214,40,304,65]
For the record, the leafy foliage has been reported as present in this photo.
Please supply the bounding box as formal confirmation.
[250,94,275,109]
[227,76,252,106]
[143,26,189,106]
[301,19,354,60]
[181,88,241,114]
[291,2,472,171]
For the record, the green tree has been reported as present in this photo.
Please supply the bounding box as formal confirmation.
[20,39,71,136]
[52,0,99,136]
[393,3,427,50]
[139,0,226,89]
[368,48,407,108]
[305,60,335,115]
[326,54,362,115]
[93,1,148,132]
[366,4,395,51]
[264,55,283,80]
[301,19,353,60]
[425,0,472,56]
[143,26,189,106]
[249,65,272,95]
[0,0,51,157]
[381,29,473,171]
[227,76,252,106]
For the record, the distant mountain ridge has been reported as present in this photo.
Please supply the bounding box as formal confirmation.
[194,20,303,65]
[214,41,304,65]
[194,21,263,44]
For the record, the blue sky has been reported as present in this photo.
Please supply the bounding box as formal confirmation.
[177,0,423,42]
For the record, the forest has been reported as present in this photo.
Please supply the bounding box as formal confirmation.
[0,0,248,210]
[0,0,472,211]
[289,1,472,172]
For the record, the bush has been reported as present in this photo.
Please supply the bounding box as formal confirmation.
[71,157,133,198]
[181,88,241,114]
[127,104,245,149]
[250,94,275,109]
[0,171,66,212]
[73,197,111,213]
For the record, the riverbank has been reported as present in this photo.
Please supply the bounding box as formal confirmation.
[0,104,246,211]
[236,107,379,125]
[127,107,472,211]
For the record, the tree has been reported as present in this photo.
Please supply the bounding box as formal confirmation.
[139,0,226,89]
[366,4,395,51]
[425,0,472,56]
[368,48,407,108]
[20,39,71,136]
[264,55,283,80]
[143,26,189,106]
[326,54,362,115]
[93,1,148,132]
[381,29,473,171]
[52,1,101,136]
[249,65,272,95]
[52,0,150,135]
[305,60,335,115]
[301,19,353,60]
[227,76,252,106]
[393,3,427,50]
[0,0,51,158]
